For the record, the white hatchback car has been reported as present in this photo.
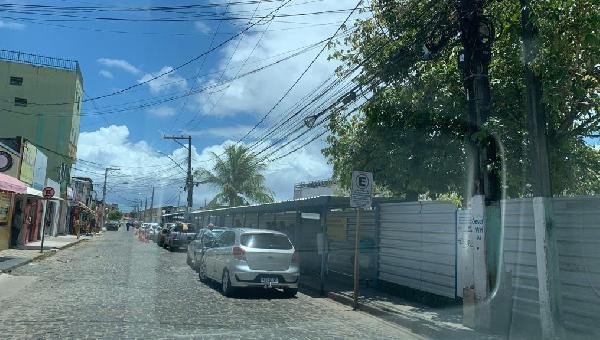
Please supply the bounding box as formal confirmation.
[199,228,299,297]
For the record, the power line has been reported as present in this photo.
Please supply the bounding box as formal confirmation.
[6,0,295,107]
[236,0,363,144]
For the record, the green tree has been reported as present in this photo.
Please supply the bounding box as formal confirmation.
[194,144,274,207]
[107,210,123,221]
[324,0,600,199]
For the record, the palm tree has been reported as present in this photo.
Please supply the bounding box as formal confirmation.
[194,144,274,207]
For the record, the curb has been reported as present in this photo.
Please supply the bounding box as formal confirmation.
[0,238,86,273]
[327,291,389,317]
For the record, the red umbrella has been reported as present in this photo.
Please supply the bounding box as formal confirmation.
[0,173,26,194]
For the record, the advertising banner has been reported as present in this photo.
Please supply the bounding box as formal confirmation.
[33,149,48,190]
[19,141,36,185]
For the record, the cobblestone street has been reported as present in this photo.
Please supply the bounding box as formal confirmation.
[0,229,421,339]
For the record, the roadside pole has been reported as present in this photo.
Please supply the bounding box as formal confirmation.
[350,171,373,311]
[40,186,56,253]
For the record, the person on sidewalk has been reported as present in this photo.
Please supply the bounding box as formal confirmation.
[89,216,97,236]
[74,219,81,239]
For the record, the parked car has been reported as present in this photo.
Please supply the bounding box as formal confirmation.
[146,223,160,241]
[157,223,174,247]
[106,220,120,231]
[186,227,226,269]
[164,222,197,251]
[198,228,299,297]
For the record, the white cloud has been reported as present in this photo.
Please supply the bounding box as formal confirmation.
[138,66,188,94]
[0,20,25,30]
[75,125,332,210]
[188,0,362,119]
[98,70,114,79]
[194,21,211,34]
[147,106,176,117]
[97,58,141,75]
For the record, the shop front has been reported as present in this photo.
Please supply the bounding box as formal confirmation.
[0,173,27,250]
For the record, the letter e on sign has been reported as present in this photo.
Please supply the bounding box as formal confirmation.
[350,171,373,208]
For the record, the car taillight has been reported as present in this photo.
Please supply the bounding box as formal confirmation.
[233,246,246,261]
[292,250,299,264]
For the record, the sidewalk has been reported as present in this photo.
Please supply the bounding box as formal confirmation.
[0,235,88,273]
[299,275,501,339]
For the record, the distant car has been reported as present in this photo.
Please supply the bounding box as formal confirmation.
[146,223,160,241]
[106,220,119,231]
[199,228,299,297]
[164,223,197,251]
[157,223,174,247]
[186,227,226,269]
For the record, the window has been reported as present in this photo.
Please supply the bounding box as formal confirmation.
[10,76,23,86]
[241,233,293,250]
[14,97,27,107]
[216,231,235,247]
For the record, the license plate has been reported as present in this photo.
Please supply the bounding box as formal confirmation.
[260,277,279,284]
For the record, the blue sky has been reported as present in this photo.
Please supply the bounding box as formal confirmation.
[1,0,360,210]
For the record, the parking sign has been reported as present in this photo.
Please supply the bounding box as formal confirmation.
[350,171,373,208]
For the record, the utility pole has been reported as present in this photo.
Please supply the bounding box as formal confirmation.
[164,135,193,221]
[456,0,500,329]
[144,196,148,222]
[150,186,155,223]
[101,167,120,230]
[520,0,562,337]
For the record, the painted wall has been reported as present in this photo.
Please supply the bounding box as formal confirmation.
[0,59,83,195]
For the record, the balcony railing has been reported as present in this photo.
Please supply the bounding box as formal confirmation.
[0,49,79,71]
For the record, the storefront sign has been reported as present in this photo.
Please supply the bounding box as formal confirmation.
[33,149,48,190]
[19,141,36,186]
[0,142,20,178]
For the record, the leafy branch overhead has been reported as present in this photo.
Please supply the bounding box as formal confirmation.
[323,0,600,200]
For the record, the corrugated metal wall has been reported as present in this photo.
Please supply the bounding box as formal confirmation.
[503,197,600,336]
[378,201,457,298]
[326,209,377,280]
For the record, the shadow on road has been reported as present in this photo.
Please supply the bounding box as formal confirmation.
[200,278,297,300]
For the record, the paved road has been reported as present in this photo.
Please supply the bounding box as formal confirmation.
[0,229,421,339]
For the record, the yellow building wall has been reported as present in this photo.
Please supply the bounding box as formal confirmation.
[0,58,83,195]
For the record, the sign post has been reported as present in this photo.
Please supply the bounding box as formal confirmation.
[350,171,373,310]
[40,186,55,253]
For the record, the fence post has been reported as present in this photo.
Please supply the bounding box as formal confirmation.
[374,203,381,287]
[533,197,563,339]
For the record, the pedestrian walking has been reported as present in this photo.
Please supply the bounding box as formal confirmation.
[89,216,97,235]
[74,219,81,239]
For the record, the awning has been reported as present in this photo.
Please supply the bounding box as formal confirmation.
[0,173,26,194]
[26,187,43,197]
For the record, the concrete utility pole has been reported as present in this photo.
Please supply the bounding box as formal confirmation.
[520,0,562,337]
[150,186,155,223]
[101,167,120,230]
[456,0,499,202]
[456,0,500,329]
[164,135,193,221]
[144,196,148,222]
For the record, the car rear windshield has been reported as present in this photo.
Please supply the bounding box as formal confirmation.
[240,233,292,250]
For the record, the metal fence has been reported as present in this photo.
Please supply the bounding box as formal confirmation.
[378,201,458,299]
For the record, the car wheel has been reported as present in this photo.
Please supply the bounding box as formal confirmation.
[198,263,208,283]
[221,270,235,297]
[283,287,298,298]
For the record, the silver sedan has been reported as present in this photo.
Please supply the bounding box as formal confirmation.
[198,228,299,297]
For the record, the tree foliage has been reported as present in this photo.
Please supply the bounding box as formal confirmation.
[107,210,123,221]
[194,144,274,207]
[323,0,600,199]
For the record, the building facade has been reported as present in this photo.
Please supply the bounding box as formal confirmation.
[0,49,83,194]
